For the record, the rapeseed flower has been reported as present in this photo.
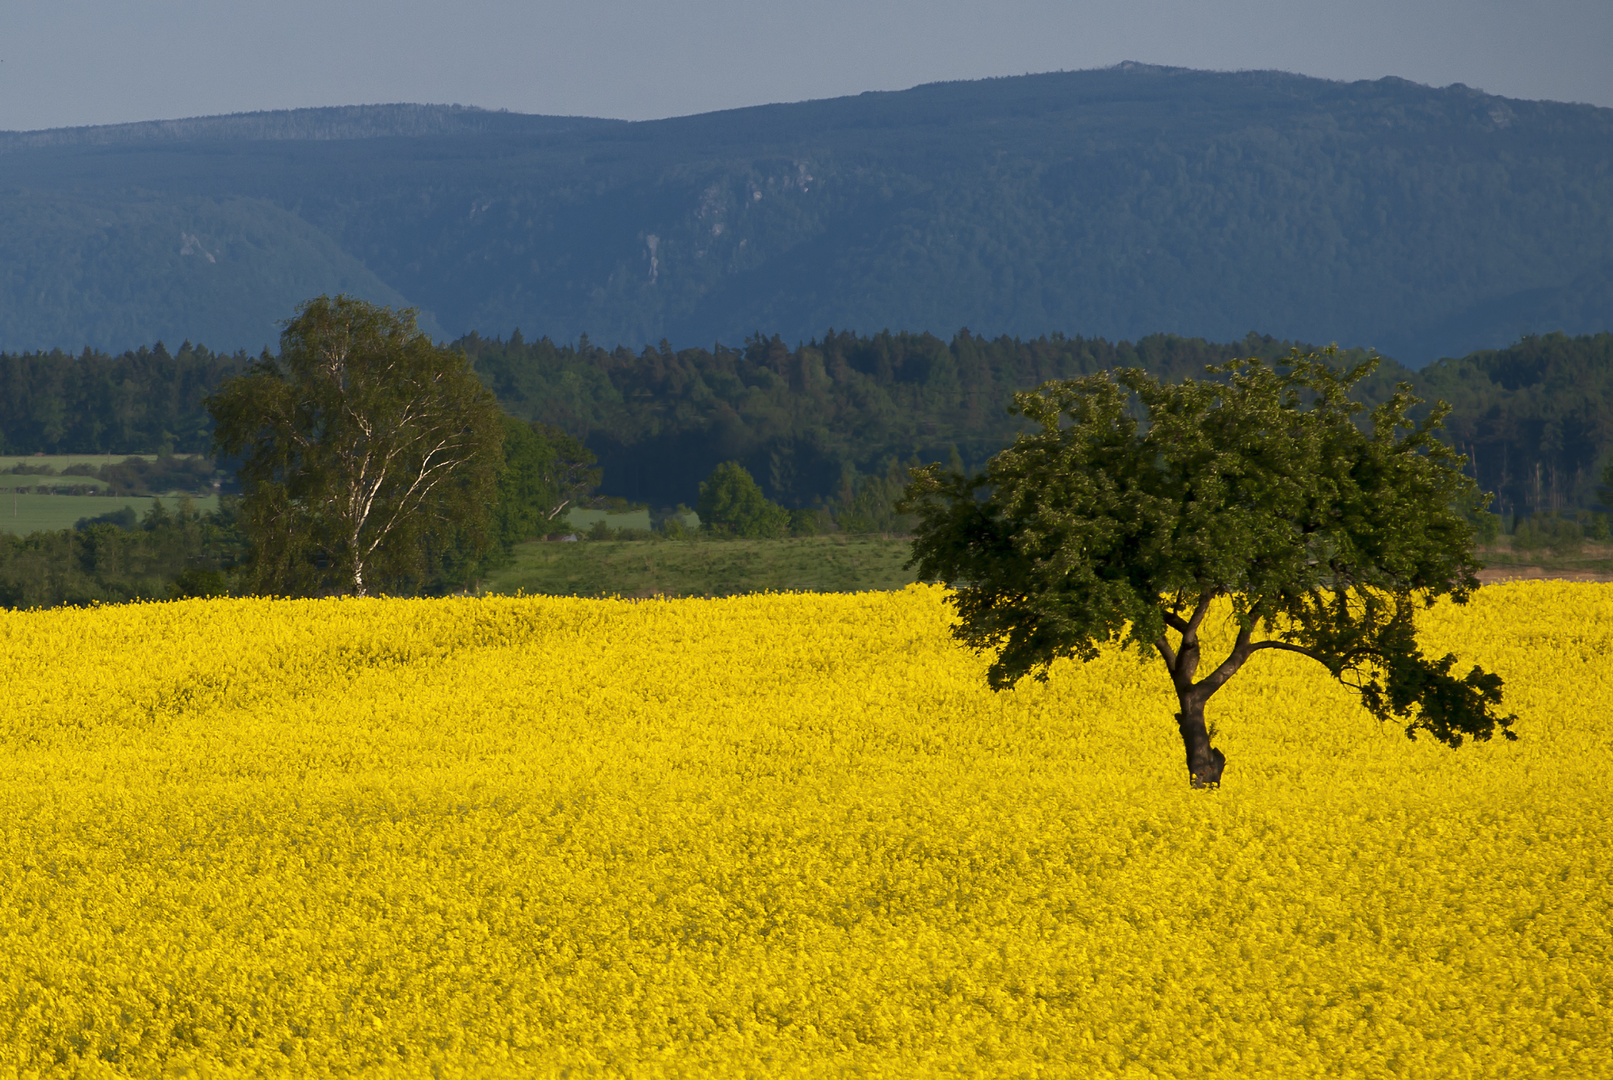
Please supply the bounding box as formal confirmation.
[0,583,1606,1076]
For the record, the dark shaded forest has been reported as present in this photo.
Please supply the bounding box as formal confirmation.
[1417,333,1613,516]
[463,329,1400,509]
[0,340,245,456]
[3,329,1611,517]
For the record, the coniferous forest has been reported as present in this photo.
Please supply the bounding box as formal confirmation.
[2,329,1610,518]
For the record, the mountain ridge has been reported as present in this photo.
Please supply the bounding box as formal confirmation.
[0,103,624,150]
[3,65,1611,362]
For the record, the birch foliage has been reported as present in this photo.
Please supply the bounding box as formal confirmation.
[209,295,502,596]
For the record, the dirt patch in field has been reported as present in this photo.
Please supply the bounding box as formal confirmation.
[1477,566,1613,585]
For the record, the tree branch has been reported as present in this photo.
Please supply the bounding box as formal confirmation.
[1193,621,1254,699]
[1185,590,1216,635]
[1154,635,1178,670]
[1248,640,1327,663]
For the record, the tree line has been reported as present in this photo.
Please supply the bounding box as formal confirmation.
[0,498,245,609]
[6,330,1613,519]
[9,298,1554,803]
[2,295,1552,818]
[4,313,1612,608]
[0,297,1535,791]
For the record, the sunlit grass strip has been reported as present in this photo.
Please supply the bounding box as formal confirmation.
[0,583,1608,1076]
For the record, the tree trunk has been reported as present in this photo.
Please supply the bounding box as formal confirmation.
[1177,701,1227,789]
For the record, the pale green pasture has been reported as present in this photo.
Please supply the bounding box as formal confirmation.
[0,475,109,491]
[564,508,653,534]
[0,493,220,535]
[0,453,187,471]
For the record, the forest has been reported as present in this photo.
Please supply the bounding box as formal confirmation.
[1,329,1610,518]
[2,326,1610,607]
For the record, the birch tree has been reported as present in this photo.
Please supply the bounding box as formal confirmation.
[209,295,502,597]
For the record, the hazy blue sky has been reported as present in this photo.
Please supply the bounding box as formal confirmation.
[4,0,1611,131]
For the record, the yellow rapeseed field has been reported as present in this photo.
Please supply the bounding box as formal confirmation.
[0,582,1608,1078]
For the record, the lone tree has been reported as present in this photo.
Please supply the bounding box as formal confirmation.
[904,350,1516,788]
[209,295,503,597]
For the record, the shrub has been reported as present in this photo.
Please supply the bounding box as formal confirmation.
[697,462,789,538]
[1512,514,1584,556]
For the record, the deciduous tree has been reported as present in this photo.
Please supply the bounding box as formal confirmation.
[209,296,502,597]
[492,416,600,547]
[904,350,1517,788]
[698,461,788,538]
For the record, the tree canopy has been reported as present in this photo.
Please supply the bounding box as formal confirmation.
[491,415,599,548]
[904,349,1518,788]
[10,329,1613,527]
[0,497,242,609]
[697,462,789,538]
[208,296,502,597]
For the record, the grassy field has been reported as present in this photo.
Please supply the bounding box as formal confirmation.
[0,452,206,472]
[482,534,917,596]
[0,493,221,535]
[482,532,1613,598]
[564,507,655,533]
[0,473,110,492]
[1474,539,1613,581]
[1,453,151,470]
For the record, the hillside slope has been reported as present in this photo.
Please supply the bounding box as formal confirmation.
[3,67,1612,361]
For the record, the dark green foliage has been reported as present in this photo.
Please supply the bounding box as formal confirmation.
[0,497,245,609]
[835,459,920,535]
[491,415,599,548]
[905,350,1517,787]
[1418,332,1613,517]
[464,328,1388,510]
[3,70,1612,361]
[8,326,1613,537]
[0,341,244,454]
[788,507,834,537]
[1511,514,1587,556]
[208,296,503,597]
[697,462,789,538]
[94,453,221,495]
[74,506,139,531]
[43,453,226,496]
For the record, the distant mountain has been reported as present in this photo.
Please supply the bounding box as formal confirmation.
[3,67,1612,363]
[0,103,618,150]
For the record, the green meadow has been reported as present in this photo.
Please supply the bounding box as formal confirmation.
[480,534,917,598]
[0,493,221,535]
